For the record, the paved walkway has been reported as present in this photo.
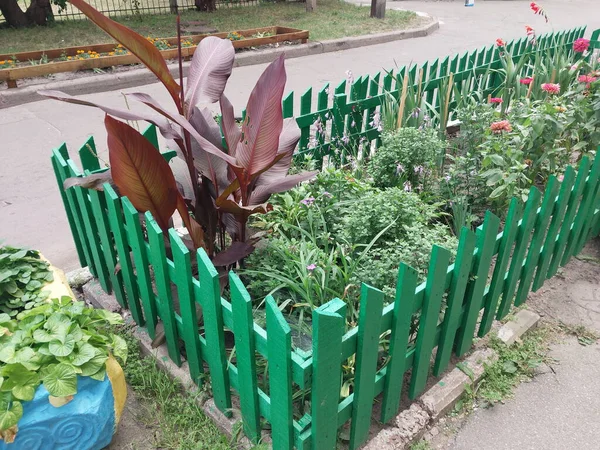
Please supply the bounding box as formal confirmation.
[1,0,599,270]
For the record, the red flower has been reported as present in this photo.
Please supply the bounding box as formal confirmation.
[490,120,512,133]
[573,38,590,53]
[541,83,560,94]
[578,75,597,84]
[489,97,503,104]
[496,38,506,48]
[520,77,534,85]
[525,25,535,35]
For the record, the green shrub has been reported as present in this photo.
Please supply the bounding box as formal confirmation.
[369,127,444,189]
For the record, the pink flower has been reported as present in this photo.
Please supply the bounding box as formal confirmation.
[301,197,316,206]
[573,38,590,53]
[306,264,316,271]
[578,75,597,84]
[496,38,506,48]
[520,77,534,85]
[530,2,539,13]
[541,83,560,94]
[490,120,512,133]
[557,174,564,182]
[489,97,503,104]
[525,25,535,36]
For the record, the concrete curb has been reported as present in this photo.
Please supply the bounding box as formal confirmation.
[0,19,438,109]
[81,278,257,449]
[363,309,541,449]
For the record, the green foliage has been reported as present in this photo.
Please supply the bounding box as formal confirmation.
[0,246,54,317]
[369,128,444,189]
[0,297,125,433]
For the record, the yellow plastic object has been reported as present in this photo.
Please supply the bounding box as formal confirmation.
[106,355,127,426]
[39,254,76,300]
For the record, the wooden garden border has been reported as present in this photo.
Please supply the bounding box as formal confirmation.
[0,26,308,88]
[50,26,600,450]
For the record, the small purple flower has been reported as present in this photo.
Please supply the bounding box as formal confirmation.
[396,164,405,175]
[301,197,316,206]
[351,120,356,128]
[341,134,350,145]
[403,181,412,192]
[322,191,333,198]
[345,69,354,84]
[370,111,382,132]
[414,165,425,175]
[313,118,324,136]
[445,174,451,182]
[306,263,317,271]
[411,107,421,119]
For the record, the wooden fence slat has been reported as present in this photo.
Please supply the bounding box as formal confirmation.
[380,263,418,423]
[575,170,600,253]
[50,149,86,267]
[266,296,293,450]
[478,198,522,337]
[170,230,203,385]
[230,272,261,444]
[496,187,542,320]
[121,198,156,331]
[198,248,232,414]
[514,178,560,306]
[409,245,452,398]
[455,211,501,356]
[561,154,600,264]
[532,168,576,291]
[146,212,181,366]
[283,91,294,118]
[87,184,126,307]
[434,227,477,376]
[142,122,160,149]
[311,299,345,450]
[78,136,101,172]
[547,157,591,278]
[300,87,313,150]
[349,284,385,450]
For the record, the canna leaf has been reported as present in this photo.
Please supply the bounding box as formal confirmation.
[220,94,241,155]
[68,0,181,108]
[176,193,206,251]
[105,115,179,231]
[211,242,255,266]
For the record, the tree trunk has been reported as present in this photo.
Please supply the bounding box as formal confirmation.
[169,0,178,14]
[0,0,28,27]
[370,0,385,19]
[306,0,316,13]
[195,0,216,12]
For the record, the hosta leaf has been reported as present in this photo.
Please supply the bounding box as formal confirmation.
[71,343,96,366]
[49,335,76,357]
[80,352,108,377]
[33,328,55,343]
[42,364,78,397]
[12,385,35,402]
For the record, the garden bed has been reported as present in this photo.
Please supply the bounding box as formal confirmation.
[48,21,600,450]
[0,26,308,88]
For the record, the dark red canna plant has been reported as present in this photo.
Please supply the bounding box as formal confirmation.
[41,0,316,265]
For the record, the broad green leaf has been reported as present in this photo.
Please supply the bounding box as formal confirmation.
[92,308,123,325]
[0,346,15,363]
[111,335,128,365]
[80,352,108,377]
[0,314,11,324]
[12,385,35,402]
[42,364,78,397]
[33,328,55,343]
[49,335,76,357]
[89,368,106,382]
[71,343,96,366]
[0,401,22,430]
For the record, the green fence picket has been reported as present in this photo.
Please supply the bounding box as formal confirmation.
[142,123,160,149]
[300,87,313,151]
[478,198,522,337]
[283,91,294,118]
[434,227,477,376]
[146,212,181,366]
[230,272,261,444]
[497,187,542,320]
[170,230,203,385]
[78,136,101,172]
[266,296,293,450]
[349,284,385,450]
[311,299,345,450]
[380,263,418,423]
[514,178,560,306]
[198,248,232,414]
[409,245,452,398]
[532,168,576,291]
[121,197,155,330]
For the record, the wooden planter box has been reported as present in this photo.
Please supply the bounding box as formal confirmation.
[0,26,308,88]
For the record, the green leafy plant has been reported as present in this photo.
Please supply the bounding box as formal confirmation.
[0,246,53,317]
[0,297,126,440]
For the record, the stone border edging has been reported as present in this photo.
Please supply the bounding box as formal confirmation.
[0,19,438,109]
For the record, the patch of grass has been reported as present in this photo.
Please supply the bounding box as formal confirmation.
[0,0,423,54]
[410,440,433,450]
[117,326,237,449]
[558,322,599,346]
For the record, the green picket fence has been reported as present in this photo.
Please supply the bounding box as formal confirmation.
[50,28,600,450]
[285,26,587,164]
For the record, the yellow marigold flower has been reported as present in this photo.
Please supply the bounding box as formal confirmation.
[555,106,567,113]
[109,52,115,56]
[0,61,5,65]
[7,59,12,63]
[67,56,72,60]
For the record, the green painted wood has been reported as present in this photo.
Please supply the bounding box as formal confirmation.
[449,54,459,74]
[532,168,576,291]
[266,295,293,450]
[68,160,111,293]
[547,157,591,278]
[78,136,101,172]
[300,87,313,151]
[478,198,522,337]
[383,70,393,92]
[170,229,203,384]
[561,154,600,265]
[380,263,418,423]
[574,166,600,254]
[426,59,438,106]
[409,245,452,399]
[496,187,542,320]
[366,74,380,132]
[198,248,232,414]
[332,93,347,142]
[121,197,156,332]
[434,227,477,376]
[283,91,294,118]
[311,300,345,450]
[349,284,385,450]
[142,123,159,149]
[51,149,86,267]
[455,211,501,356]
[146,212,181,366]
[514,178,561,306]
[230,272,261,444]
[87,182,126,307]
